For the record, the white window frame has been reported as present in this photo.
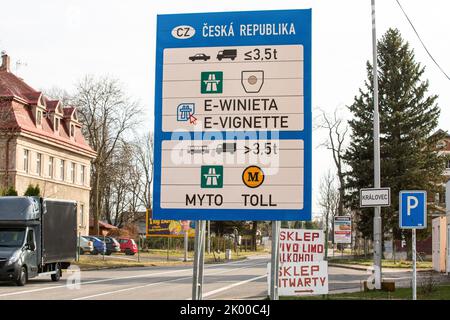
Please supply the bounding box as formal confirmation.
[60,159,65,181]
[70,162,76,183]
[81,165,85,185]
[48,156,54,179]
[23,149,29,173]
[36,153,42,176]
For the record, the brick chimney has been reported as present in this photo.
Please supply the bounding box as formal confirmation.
[0,52,10,72]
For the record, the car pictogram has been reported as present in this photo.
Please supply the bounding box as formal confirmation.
[189,53,211,61]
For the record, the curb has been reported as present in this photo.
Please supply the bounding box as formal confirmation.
[328,264,369,271]
[329,263,434,273]
[71,255,255,272]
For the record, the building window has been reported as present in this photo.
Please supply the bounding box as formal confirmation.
[48,156,54,179]
[446,159,450,169]
[71,162,76,182]
[23,149,29,173]
[60,159,65,181]
[81,165,85,185]
[54,118,60,133]
[70,124,75,138]
[37,111,42,126]
[80,204,85,227]
[36,153,42,176]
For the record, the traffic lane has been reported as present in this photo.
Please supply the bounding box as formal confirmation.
[0,267,194,300]
[203,275,267,300]
[328,266,369,291]
[0,258,268,300]
[200,258,268,300]
[328,267,433,292]
[76,257,269,300]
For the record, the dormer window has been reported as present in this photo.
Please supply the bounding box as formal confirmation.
[38,95,46,107]
[70,124,75,138]
[36,110,42,126]
[54,117,60,133]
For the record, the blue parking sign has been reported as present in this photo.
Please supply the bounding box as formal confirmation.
[399,191,427,229]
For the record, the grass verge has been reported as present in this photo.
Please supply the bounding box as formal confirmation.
[72,250,268,270]
[281,285,450,300]
[329,258,432,269]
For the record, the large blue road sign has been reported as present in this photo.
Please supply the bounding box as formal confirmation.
[153,9,312,220]
[399,191,427,229]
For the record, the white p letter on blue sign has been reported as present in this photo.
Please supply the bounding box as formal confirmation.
[406,196,418,216]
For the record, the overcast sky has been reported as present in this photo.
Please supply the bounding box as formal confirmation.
[1,0,449,217]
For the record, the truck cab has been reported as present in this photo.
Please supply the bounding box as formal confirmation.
[0,226,40,285]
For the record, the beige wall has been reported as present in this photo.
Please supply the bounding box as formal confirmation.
[0,134,93,236]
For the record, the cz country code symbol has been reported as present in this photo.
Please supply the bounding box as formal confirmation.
[242,165,264,188]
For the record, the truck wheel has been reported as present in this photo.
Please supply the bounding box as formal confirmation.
[79,248,84,255]
[15,266,27,286]
[51,264,61,282]
[91,249,98,255]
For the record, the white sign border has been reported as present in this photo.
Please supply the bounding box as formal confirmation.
[359,187,391,208]
[399,190,427,229]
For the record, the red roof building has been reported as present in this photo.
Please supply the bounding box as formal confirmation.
[0,53,96,236]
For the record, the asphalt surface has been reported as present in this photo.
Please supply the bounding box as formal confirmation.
[0,255,438,300]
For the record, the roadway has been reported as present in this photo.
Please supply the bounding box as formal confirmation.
[0,255,430,300]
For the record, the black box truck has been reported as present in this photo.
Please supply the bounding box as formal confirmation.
[217,49,237,61]
[0,197,77,286]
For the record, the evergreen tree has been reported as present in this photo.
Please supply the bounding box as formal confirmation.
[3,186,18,196]
[24,184,41,196]
[344,28,445,244]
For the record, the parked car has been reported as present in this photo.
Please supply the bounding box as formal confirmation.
[189,53,210,61]
[117,238,138,255]
[77,236,94,255]
[217,49,237,61]
[94,236,120,255]
[82,236,106,255]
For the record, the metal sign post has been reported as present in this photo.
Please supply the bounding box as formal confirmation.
[184,229,189,262]
[371,0,382,290]
[412,228,417,300]
[270,221,280,300]
[192,220,206,300]
[399,190,427,301]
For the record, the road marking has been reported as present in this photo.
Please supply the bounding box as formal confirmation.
[73,261,267,300]
[0,268,189,298]
[0,257,268,298]
[73,275,194,300]
[200,274,267,299]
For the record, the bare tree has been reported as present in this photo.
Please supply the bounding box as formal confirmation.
[316,107,349,217]
[43,87,71,106]
[102,141,136,227]
[72,75,143,234]
[318,170,340,259]
[133,132,154,210]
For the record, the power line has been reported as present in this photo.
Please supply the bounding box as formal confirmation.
[395,0,450,81]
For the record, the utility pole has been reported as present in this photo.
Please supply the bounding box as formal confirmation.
[184,229,188,262]
[269,221,280,300]
[207,220,211,254]
[371,0,382,290]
